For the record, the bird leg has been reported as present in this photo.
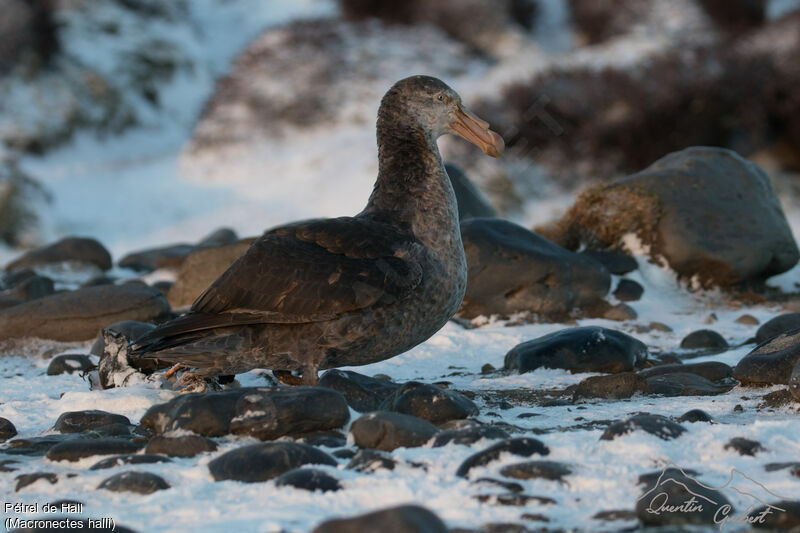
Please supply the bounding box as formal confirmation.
[301,365,318,386]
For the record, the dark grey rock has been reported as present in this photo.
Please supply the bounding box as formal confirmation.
[600,414,686,441]
[54,410,131,433]
[680,329,728,350]
[756,313,800,343]
[208,442,336,483]
[312,505,448,533]
[430,425,510,447]
[613,279,643,301]
[572,372,647,400]
[301,432,347,448]
[98,471,170,494]
[1,274,54,301]
[555,147,799,287]
[141,386,349,440]
[46,354,95,375]
[2,434,79,456]
[0,284,170,341]
[45,438,142,462]
[5,237,112,272]
[677,409,713,423]
[474,493,556,506]
[724,437,765,456]
[0,417,17,442]
[346,449,397,472]
[499,460,571,481]
[645,373,736,396]
[636,467,733,526]
[791,358,800,402]
[118,244,196,273]
[144,435,217,457]
[580,249,638,275]
[504,326,648,374]
[445,163,496,220]
[638,361,733,381]
[456,437,550,478]
[379,381,478,424]
[734,329,800,385]
[349,411,438,452]
[90,454,172,470]
[747,501,800,530]
[318,370,400,412]
[459,218,610,319]
[15,472,57,492]
[274,468,341,492]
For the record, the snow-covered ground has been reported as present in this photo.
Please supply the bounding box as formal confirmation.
[2,1,800,532]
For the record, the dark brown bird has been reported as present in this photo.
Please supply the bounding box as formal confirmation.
[132,75,503,386]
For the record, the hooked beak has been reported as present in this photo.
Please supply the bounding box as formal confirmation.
[450,105,504,158]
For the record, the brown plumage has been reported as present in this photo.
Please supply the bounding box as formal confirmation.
[131,75,503,385]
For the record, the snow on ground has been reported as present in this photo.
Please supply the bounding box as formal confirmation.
[2,2,800,532]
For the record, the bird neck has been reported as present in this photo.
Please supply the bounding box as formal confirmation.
[363,120,461,252]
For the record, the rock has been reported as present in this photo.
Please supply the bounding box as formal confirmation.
[638,361,733,382]
[301,432,347,449]
[499,461,571,482]
[734,329,800,385]
[572,372,647,400]
[144,435,218,457]
[735,314,759,325]
[636,467,733,526]
[645,373,736,396]
[274,468,341,492]
[312,505,448,533]
[0,284,170,341]
[53,410,131,433]
[118,228,239,273]
[677,409,713,423]
[456,437,550,478]
[724,437,765,456]
[756,313,800,343]
[318,370,400,412]
[579,249,638,275]
[600,414,686,441]
[46,354,95,375]
[141,386,350,440]
[346,449,397,472]
[430,425,510,447]
[459,218,610,319]
[613,279,643,301]
[2,435,79,456]
[504,326,648,374]
[379,381,478,424]
[90,454,172,470]
[445,164,496,220]
[748,501,800,530]
[5,237,112,272]
[167,239,253,309]
[0,417,17,442]
[550,147,799,287]
[791,359,800,402]
[759,388,796,408]
[1,274,54,301]
[474,493,556,506]
[45,438,141,462]
[601,302,638,321]
[349,411,438,452]
[0,296,23,310]
[208,442,336,483]
[680,329,728,350]
[118,244,196,273]
[98,471,170,494]
[15,472,58,492]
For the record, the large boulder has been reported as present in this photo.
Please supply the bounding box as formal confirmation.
[118,227,238,273]
[504,326,648,374]
[733,329,800,385]
[4,236,112,272]
[0,284,169,341]
[167,239,253,309]
[459,218,610,319]
[312,505,448,533]
[549,147,798,287]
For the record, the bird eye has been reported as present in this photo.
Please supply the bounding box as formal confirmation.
[437,95,444,101]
